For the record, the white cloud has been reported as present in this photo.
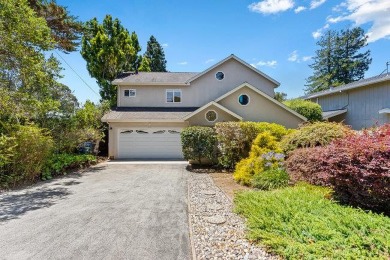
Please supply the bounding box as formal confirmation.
[294,6,306,13]
[256,60,277,68]
[287,51,312,62]
[288,50,299,62]
[248,0,294,14]
[178,61,188,65]
[327,0,390,42]
[205,59,215,64]
[161,43,168,48]
[250,63,257,68]
[310,0,326,9]
[312,23,330,39]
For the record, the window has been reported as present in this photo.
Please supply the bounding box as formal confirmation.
[124,89,136,97]
[205,110,217,122]
[238,94,250,106]
[166,89,181,103]
[215,71,224,80]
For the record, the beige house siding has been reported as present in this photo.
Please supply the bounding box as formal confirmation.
[117,59,277,108]
[187,104,240,126]
[218,86,304,128]
[107,122,188,158]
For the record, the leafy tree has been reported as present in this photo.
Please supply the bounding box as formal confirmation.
[144,35,167,72]
[81,15,141,106]
[284,99,322,122]
[274,92,287,102]
[138,55,152,72]
[27,0,83,53]
[305,27,371,94]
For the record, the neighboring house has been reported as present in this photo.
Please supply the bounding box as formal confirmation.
[303,73,390,130]
[102,54,306,159]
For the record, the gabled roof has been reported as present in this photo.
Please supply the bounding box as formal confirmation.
[102,107,198,122]
[185,54,280,87]
[215,82,307,121]
[112,72,198,85]
[183,101,243,121]
[303,73,390,99]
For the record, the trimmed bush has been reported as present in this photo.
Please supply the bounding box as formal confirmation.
[251,168,289,190]
[215,122,288,168]
[286,124,390,215]
[181,126,217,164]
[281,121,351,153]
[233,132,283,185]
[284,99,322,122]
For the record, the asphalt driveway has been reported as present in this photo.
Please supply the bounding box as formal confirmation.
[0,162,190,260]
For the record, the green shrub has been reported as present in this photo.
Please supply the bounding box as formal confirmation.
[0,134,15,167]
[251,168,289,190]
[43,153,97,180]
[233,132,282,185]
[180,126,217,164]
[0,125,54,188]
[215,122,289,169]
[234,184,390,259]
[284,99,322,122]
[281,121,351,153]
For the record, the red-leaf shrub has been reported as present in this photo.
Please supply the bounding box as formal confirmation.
[285,147,332,186]
[286,124,390,215]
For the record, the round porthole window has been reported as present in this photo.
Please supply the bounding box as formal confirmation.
[238,94,249,105]
[215,71,224,80]
[205,110,217,122]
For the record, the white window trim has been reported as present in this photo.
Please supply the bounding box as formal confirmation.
[238,93,250,106]
[166,89,182,103]
[205,110,218,122]
[215,71,225,81]
[124,89,136,97]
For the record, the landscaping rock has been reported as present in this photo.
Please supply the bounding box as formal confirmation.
[205,215,226,224]
[188,173,276,260]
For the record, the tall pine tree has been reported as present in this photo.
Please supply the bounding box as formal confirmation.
[144,36,167,72]
[305,27,371,94]
[81,15,141,106]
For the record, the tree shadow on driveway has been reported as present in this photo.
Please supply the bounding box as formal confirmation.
[0,187,71,222]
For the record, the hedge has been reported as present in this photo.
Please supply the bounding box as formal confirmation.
[283,99,322,122]
[180,126,217,164]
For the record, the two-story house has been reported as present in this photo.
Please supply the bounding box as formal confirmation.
[102,55,306,159]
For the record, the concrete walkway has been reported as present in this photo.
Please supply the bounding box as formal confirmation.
[0,163,190,260]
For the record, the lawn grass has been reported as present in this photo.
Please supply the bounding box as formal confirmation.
[234,184,390,259]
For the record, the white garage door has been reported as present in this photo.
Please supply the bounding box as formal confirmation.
[118,128,183,159]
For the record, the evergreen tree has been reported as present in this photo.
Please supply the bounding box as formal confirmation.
[81,15,141,106]
[305,27,371,94]
[274,92,287,102]
[144,36,167,72]
[27,0,83,53]
[138,55,151,72]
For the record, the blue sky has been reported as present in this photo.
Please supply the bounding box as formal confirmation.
[55,0,390,104]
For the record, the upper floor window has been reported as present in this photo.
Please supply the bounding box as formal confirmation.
[238,94,250,106]
[215,71,224,80]
[124,89,136,97]
[166,89,181,103]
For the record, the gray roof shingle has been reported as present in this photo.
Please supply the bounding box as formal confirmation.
[102,107,199,121]
[112,72,199,84]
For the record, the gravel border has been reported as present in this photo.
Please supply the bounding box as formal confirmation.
[188,172,277,260]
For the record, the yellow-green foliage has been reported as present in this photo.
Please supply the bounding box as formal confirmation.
[281,121,351,153]
[234,132,282,185]
[215,121,289,168]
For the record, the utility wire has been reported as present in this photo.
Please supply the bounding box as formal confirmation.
[54,50,100,96]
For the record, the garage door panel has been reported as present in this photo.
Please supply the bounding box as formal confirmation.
[118,128,183,159]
